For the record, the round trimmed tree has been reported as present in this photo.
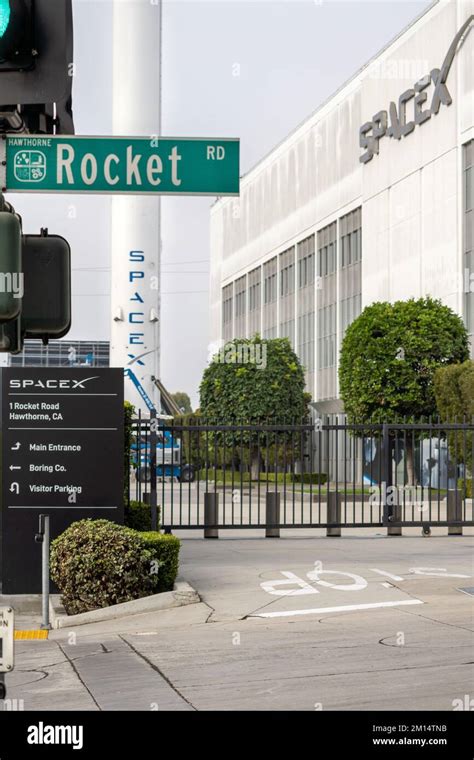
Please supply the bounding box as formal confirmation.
[200,336,309,476]
[339,297,469,482]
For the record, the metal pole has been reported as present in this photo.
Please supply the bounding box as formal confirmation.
[41,515,51,630]
[204,492,219,538]
[447,489,463,536]
[150,409,158,531]
[326,492,341,537]
[265,492,280,538]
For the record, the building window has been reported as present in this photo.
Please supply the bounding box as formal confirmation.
[222,284,233,329]
[279,247,295,298]
[317,304,336,369]
[340,208,362,268]
[248,267,261,312]
[297,235,315,289]
[340,294,362,334]
[263,257,277,304]
[298,312,315,372]
[234,276,246,318]
[317,223,337,277]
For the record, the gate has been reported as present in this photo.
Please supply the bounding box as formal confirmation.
[128,415,474,535]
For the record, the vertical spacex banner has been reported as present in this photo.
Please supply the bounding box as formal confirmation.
[0,368,124,594]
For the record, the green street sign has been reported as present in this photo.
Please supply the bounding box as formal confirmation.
[3,135,240,196]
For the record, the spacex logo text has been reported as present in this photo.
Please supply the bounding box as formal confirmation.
[27,722,84,750]
[9,377,100,390]
[360,15,473,163]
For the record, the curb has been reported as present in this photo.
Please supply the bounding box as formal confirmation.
[49,581,200,629]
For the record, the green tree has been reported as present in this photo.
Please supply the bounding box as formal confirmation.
[434,360,474,467]
[171,391,192,414]
[339,297,469,482]
[200,336,309,477]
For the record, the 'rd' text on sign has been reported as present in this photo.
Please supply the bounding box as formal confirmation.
[3,136,240,196]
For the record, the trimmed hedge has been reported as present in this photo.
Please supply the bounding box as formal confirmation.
[125,500,161,531]
[292,473,327,485]
[139,532,181,592]
[50,519,180,615]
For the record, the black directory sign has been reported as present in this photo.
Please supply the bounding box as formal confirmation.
[0,368,124,593]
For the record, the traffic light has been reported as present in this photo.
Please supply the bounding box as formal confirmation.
[0,211,21,321]
[0,0,35,72]
[21,229,71,341]
[0,0,74,134]
[0,218,71,353]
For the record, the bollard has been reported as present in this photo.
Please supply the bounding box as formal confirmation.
[326,492,341,537]
[387,491,402,536]
[447,490,463,536]
[265,492,280,538]
[204,492,219,538]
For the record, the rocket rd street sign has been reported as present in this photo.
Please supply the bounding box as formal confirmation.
[2,135,240,196]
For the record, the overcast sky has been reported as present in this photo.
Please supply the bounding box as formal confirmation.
[10,0,434,407]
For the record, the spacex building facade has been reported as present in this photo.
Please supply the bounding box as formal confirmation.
[209,0,474,412]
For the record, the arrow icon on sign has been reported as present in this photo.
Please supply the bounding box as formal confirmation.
[9,465,21,471]
[11,442,21,451]
[10,483,19,494]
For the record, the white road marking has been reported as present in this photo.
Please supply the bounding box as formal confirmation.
[251,599,424,619]
[409,567,471,578]
[370,568,404,581]
[381,582,393,588]
[306,569,368,591]
[260,571,320,596]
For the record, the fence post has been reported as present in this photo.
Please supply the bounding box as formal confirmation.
[447,490,463,536]
[327,492,341,537]
[265,492,280,538]
[204,492,219,538]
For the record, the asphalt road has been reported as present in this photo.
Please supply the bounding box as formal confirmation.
[2,533,473,711]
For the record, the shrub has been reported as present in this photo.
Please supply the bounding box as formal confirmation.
[292,473,327,485]
[125,500,161,531]
[50,519,157,615]
[458,479,473,498]
[139,532,181,592]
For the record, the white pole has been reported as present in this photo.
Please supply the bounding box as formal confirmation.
[110,0,162,412]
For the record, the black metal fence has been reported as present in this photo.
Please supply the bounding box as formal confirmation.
[128,413,474,535]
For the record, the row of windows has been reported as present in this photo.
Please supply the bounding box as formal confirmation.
[223,209,361,316]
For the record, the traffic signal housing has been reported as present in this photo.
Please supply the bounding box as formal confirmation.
[0,0,74,134]
[0,210,21,322]
[22,229,71,342]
